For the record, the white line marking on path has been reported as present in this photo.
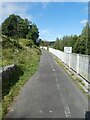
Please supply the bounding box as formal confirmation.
[49,110,52,113]
[51,65,53,68]
[57,84,59,87]
[64,105,71,118]
[57,83,61,90]
[39,110,43,113]
[52,69,55,72]
[55,78,58,82]
[50,63,55,72]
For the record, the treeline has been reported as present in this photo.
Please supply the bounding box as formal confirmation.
[2,14,40,45]
[54,23,90,55]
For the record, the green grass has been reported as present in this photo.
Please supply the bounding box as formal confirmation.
[2,36,41,117]
[18,38,34,48]
[53,55,89,98]
[71,73,74,76]
[0,102,2,120]
[54,56,65,68]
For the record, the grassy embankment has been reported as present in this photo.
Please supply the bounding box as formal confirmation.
[1,36,41,117]
[53,55,90,98]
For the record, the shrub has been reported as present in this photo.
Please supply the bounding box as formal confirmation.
[19,38,34,47]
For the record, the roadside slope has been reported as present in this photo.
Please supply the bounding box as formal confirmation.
[2,36,41,117]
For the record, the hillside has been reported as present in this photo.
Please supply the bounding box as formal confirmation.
[2,35,41,116]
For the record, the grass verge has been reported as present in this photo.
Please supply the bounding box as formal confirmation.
[53,54,90,98]
[2,36,41,117]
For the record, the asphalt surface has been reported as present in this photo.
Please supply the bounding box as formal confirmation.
[5,49,88,118]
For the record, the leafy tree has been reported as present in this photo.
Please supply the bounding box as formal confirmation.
[73,22,90,54]
[69,35,78,52]
[88,24,90,55]
[36,38,41,46]
[27,24,39,44]
[54,38,60,50]
[54,35,78,52]
[2,14,29,38]
[40,40,45,46]
[73,35,85,54]
[2,14,18,37]
[82,22,90,55]
[53,22,90,55]
[2,14,39,45]
[17,18,29,38]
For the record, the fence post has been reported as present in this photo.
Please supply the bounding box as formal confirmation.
[77,54,79,74]
[88,56,90,81]
[69,54,71,68]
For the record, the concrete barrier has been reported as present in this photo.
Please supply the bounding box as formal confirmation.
[2,64,17,80]
[1,64,23,97]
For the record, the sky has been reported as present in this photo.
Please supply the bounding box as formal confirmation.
[1,2,88,41]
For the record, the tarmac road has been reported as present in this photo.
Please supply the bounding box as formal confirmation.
[5,49,88,118]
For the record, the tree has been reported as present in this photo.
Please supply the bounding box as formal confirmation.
[40,40,45,46]
[2,14,30,38]
[69,35,78,52]
[53,22,90,55]
[2,14,18,37]
[88,23,90,55]
[2,14,40,46]
[54,38,60,50]
[81,22,90,55]
[54,35,78,52]
[73,35,85,54]
[27,24,39,44]
[36,38,41,46]
[73,22,90,54]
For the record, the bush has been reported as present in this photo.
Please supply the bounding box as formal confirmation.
[19,38,34,47]
[2,36,22,49]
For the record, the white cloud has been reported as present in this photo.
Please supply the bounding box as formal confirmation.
[40,29,60,41]
[41,29,50,35]
[40,29,54,39]
[80,19,88,26]
[40,29,54,37]
[41,2,49,9]
[1,3,33,24]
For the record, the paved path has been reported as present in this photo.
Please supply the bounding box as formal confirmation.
[5,49,88,118]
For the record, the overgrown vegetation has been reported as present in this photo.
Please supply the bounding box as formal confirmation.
[1,14,41,117]
[2,35,41,117]
[54,55,89,98]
